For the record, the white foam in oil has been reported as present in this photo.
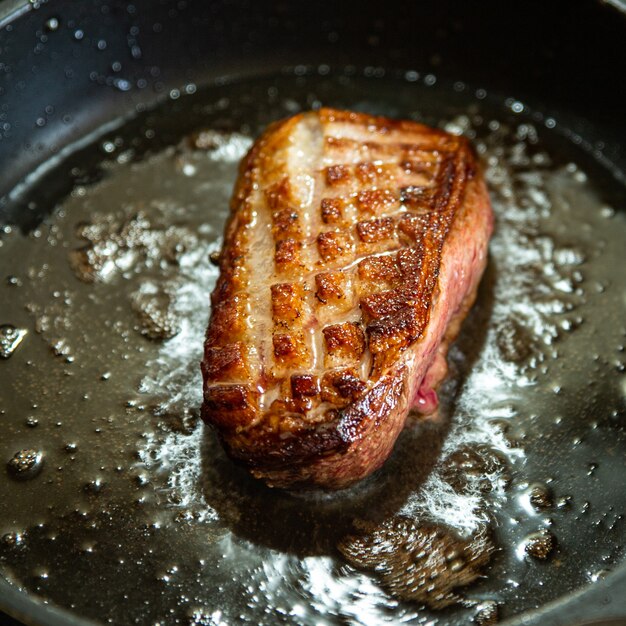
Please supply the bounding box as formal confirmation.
[135,135,251,518]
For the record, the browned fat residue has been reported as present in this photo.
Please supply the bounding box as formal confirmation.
[338,517,495,609]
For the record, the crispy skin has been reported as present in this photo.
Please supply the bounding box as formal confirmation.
[201,108,493,489]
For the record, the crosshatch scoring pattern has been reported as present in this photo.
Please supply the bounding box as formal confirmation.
[202,108,471,433]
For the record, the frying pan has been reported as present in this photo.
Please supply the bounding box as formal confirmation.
[1,1,625,624]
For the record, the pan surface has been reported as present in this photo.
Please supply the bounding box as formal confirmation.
[1,2,625,625]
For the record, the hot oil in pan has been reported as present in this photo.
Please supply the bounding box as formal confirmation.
[0,72,625,625]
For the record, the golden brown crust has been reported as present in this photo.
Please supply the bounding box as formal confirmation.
[271,283,305,326]
[202,342,248,382]
[320,198,344,225]
[355,189,399,215]
[314,271,353,307]
[202,384,258,430]
[273,332,310,368]
[322,322,366,367]
[201,107,492,488]
[321,368,367,405]
[317,231,355,264]
[356,216,396,243]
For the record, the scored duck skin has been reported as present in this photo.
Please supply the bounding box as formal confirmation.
[201,108,493,489]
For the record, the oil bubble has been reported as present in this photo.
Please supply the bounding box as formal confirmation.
[32,566,49,580]
[7,449,44,480]
[522,530,556,560]
[0,324,28,359]
[589,569,610,582]
[84,478,106,495]
[528,484,553,511]
[44,16,59,31]
[2,532,26,547]
[474,601,499,625]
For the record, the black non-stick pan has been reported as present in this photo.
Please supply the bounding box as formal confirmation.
[1,1,625,625]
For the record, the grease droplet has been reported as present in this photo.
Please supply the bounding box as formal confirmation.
[7,449,44,480]
[557,495,573,509]
[523,530,556,560]
[44,16,59,32]
[475,600,499,625]
[1,532,26,547]
[0,325,28,359]
[528,484,553,511]
[84,478,106,495]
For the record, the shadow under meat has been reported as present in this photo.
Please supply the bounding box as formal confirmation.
[198,257,496,558]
